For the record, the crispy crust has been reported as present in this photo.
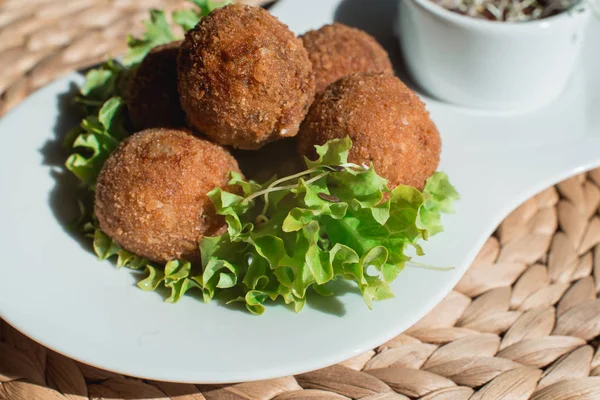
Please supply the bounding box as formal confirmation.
[127,41,186,131]
[177,4,315,149]
[95,128,240,263]
[297,72,441,190]
[301,23,394,93]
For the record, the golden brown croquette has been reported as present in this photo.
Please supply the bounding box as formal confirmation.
[298,72,440,190]
[177,4,315,150]
[127,41,186,131]
[95,128,241,263]
[300,23,394,93]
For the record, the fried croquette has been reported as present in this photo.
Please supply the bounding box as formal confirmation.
[177,4,315,150]
[127,41,186,131]
[297,72,440,190]
[95,128,241,263]
[301,23,394,93]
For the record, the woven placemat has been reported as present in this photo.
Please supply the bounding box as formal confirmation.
[2,1,600,399]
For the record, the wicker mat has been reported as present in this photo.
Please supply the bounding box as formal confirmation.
[2,1,600,399]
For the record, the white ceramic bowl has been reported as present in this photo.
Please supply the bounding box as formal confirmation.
[397,0,592,111]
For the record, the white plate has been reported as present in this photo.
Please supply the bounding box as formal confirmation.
[0,0,599,384]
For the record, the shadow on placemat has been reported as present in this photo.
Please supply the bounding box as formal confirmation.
[38,79,95,255]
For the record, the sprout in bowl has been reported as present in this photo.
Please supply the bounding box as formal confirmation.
[431,0,584,22]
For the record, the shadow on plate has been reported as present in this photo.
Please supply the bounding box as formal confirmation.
[233,137,304,183]
[334,0,414,87]
[158,278,352,317]
[306,279,360,316]
[39,78,94,255]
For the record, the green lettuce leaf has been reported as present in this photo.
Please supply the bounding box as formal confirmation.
[64,97,126,187]
[188,137,458,313]
[418,172,460,238]
[304,136,352,169]
[125,0,233,66]
[123,9,174,66]
[173,0,234,31]
[93,229,148,270]
[76,60,129,113]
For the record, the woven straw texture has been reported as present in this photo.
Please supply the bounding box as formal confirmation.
[2,1,600,399]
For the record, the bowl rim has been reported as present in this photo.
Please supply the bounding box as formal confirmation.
[407,0,590,31]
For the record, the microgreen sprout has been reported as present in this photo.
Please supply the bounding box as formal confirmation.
[432,0,584,21]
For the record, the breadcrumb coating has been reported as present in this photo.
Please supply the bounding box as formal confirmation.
[177,4,315,149]
[301,23,394,93]
[298,72,440,190]
[95,128,241,263]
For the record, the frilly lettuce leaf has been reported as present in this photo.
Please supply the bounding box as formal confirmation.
[64,97,126,187]
[126,0,232,66]
[185,138,459,314]
[304,135,352,169]
[123,9,174,66]
[93,230,148,269]
[192,0,234,15]
[76,60,129,112]
[65,97,127,188]
[94,229,202,303]
[138,260,202,303]
[173,0,234,31]
[418,172,460,238]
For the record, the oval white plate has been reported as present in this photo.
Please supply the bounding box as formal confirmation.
[0,0,599,383]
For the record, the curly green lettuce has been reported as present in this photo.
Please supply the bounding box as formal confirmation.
[125,0,233,66]
[64,1,459,315]
[173,0,234,31]
[64,97,126,187]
